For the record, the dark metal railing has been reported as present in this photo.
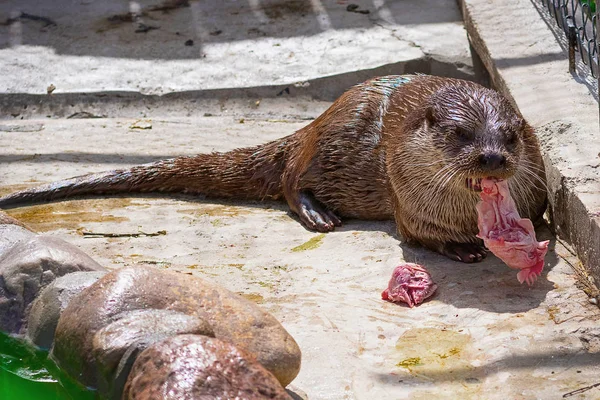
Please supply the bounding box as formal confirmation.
[543,0,598,75]
[541,0,599,116]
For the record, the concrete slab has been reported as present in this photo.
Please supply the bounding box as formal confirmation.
[0,0,472,96]
[2,118,600,399]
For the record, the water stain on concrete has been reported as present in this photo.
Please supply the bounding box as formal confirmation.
[0,183,40,197]
[240,293,265,304]
[5,199,131,232]
[394,328,475,381]
[251,280,276,290]
[177,204,255,218]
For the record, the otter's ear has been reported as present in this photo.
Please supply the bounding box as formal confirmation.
[425,107,436,127]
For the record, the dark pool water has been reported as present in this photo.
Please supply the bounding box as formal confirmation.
[0,332,96,399]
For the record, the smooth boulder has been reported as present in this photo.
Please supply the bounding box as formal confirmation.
[92,309,215,399]
[123,334,292,400]
[52,266,301,389]
[27,271,107,349]
[0,235,105,333]
[0,224,36,257]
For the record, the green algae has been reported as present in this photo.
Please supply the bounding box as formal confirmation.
[435,347,461,359]
[254,280,275,289]
[291,234,325,252]
[396,357,422,369]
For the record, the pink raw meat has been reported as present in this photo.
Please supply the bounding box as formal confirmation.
[382,263,438,307]
[476,178,549,285]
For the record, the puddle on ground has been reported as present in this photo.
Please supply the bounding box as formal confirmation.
[5,198,132,232]
[394,328,476,382]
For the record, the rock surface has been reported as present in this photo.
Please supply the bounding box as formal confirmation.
[0,235,105,333]
[26,271,107,349]
[92,309,215,398]
[0,224,35,257]
[123,334,291,400]
[52,265,301,390]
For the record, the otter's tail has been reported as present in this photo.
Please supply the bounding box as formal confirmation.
[0,139,288,208]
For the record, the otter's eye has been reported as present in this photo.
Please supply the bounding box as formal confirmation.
[506,132,518,146]
[455,127,473,142]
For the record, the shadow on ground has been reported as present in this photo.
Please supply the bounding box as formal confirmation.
[371,349,599,390]
[351,219,557,314]
[0,0,462,59]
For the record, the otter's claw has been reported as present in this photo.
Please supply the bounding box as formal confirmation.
[443,242,487,263]
[297,192,341,232]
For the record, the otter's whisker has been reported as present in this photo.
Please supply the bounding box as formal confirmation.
[517,163,548,192]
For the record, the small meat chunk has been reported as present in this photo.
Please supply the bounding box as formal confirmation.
[476,178,549,285]
[382,263,438,307]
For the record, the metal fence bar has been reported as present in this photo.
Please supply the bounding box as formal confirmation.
[568,21,578,72]
[541,0,599,77]
[541,0,598,117]
[597,4,600,118]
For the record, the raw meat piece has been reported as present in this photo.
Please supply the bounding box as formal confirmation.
[382,263,438,307]
[476,178,549,285]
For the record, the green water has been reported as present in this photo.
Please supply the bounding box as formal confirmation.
[0,332,96,400]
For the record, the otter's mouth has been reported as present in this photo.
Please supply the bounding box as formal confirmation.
[466,178,483,192]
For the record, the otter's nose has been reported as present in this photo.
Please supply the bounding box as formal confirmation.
[479,153,506,170]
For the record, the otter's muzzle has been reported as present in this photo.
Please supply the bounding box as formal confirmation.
[478,152,506,171]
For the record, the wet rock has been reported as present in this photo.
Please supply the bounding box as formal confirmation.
[286,386,309,400]
[123,334,291,400]
[0,224,35,256]
[0,235,105,333]
[52,266,301,390]
[27,271,107,349]
[92,309,214,398]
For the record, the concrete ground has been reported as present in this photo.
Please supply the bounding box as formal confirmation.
[0,0,473,96]
[2,118,600,399]
[1,0,600,399]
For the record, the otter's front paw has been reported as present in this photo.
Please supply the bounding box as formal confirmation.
[442,242,487,263]
[296,191,342,232]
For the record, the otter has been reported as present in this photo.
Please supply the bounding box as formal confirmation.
[0,75,547,263]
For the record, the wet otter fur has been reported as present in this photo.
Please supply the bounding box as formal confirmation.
[0,75,547,262]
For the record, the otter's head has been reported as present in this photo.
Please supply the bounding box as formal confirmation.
[423,83,527,192]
